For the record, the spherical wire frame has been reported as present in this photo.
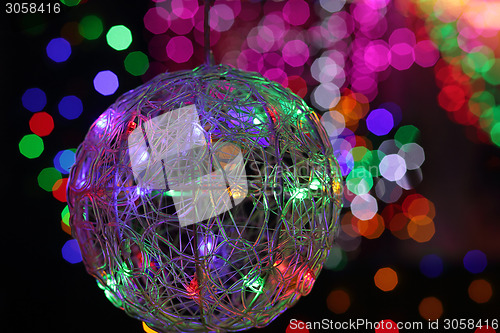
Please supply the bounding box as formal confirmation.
[68,64,343,332]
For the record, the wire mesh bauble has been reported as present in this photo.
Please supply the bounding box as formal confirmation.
[68,64,343,332]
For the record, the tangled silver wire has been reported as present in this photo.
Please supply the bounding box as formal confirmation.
[68,64,343,332]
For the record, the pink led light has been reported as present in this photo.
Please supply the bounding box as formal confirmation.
[390,43,415,71]
[364,0,390,10]
[364,41,391,72]
[457,31,484,53]
[261,13,287,50]
[209,4,235,32]
[237,48,264,72]
[283,0,310,26]
[326,12,354,40]
[143,7,170,35]
[360,17,387,39]
[282,40,309,67]
[414,40,439,68]
[351,75,377,99]
[262,52,284,70]
[264,68,288,86]
[166,36,193,63]
[389,28,416,47]
[352,3,381,28]
[171,0,199,20]
[247,26,274,53]
[170,16,194,35]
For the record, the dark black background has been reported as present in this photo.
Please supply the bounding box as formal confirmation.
[2,1,499,332]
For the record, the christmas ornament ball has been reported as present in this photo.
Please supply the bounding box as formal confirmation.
[68,65,343,332]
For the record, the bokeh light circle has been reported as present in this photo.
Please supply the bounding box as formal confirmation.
[366,108,394,136]
[463,250,488,274]
[46,37,71,62]
[351,193,378,220]
[166,36,194,63]
[93,70,119,96]
[22,88,47,112]
[379,154,407,181]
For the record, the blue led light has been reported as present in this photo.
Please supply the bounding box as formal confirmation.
[463,250,487,274]
[58,95,83,120]
[22,88,47,112]
[62,239,82,264]
[419,254,443,278]
[54,149,76,174]
[46,37,72,63]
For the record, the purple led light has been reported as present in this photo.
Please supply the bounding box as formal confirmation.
[366,108,394,136]
[93,70,119,96]
[379,102,403,127]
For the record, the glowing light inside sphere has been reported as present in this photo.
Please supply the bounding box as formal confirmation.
[68,65,343,332]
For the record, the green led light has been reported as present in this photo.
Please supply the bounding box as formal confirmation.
[309,178,321,190]
[106,25,132,51]
[38,167,62,191]
[163,190,191,197]
[482,58,500,85]
[253,117,262,125]
[324,246,347,271]
[292,188,309,200]
[124,51,149,76]
[394,125,420,147]
[61,205,70,226]
[61,0,80,6]
[464,51,494,74]
[243,274,264,294]
[490,122,500,147]
[19,134,44,159]
[440,38,460,58]
[79,15,103,40]
[358,150,383,177]
[97,274,123,307]
[346,166,373,195]
[350,146,369,164]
